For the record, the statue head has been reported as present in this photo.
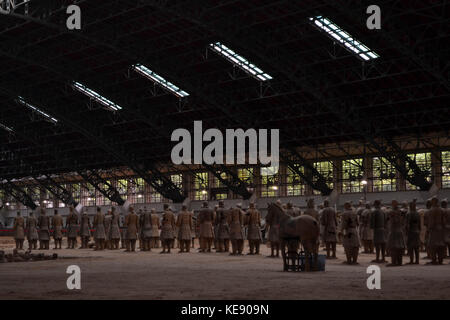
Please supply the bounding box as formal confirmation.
[307,198,314,209]
[344,202,352,210]
[163,203,169,210]
[373,199,381,208]
[323,199,330,208]
[441,199,448,208]
[54,209,58,215]
[286,202,293,209]
[430,196,439,207]
[202,201,208,208]
[391,199,398,208]
[249,202,255,209]
[365,203,371,209]
[409,199,417,211]
[151,208,156,213]
[182,205,187,211]
[16,211,21,217]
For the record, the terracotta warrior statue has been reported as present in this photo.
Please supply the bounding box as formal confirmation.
[303,199,319,222]
[26,211,39,250]
[176,205,193,253]
[104,209,112,250]
[228,204,244,255]
[418,200,431,253]
[93,207,106,250]
[387,200,405,266]
[149,208,160,249]
[422,199,432,257]
[406,199,421,264]
[37,208,50,250]
[140,207,153,251]
[245,202,262,255]
[51,209,63,249]
[341,202,360,264]
[110,207,121,250]
[160,204,176,254]
[441,199,450,258]
[66,206,79,249]
[215,200,230,252]
[79,208,91,249]
[320,199,337,259]
[13,211,25,250]
[427,197,446,265]
[265,201,281,258]
[370,200,387,263]
[360,203,374,254]
[198,201,214,253]
[125,206,139,252]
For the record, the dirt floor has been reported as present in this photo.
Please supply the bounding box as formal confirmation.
[1,237,449,300]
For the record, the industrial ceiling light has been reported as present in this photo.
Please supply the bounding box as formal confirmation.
[309,16,379,61]
[209,42,273,81]
[132,64,189,98]
[72,81,123,111]
[16,96,58,124]
[0,122,13,132]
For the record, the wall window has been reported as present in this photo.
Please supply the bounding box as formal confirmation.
[406,152,432,190]
[342,158,364,193]
[441,151,450,188]
[71,183,81,205]
[211,172,228,200]
[117,179,128,201]
[286,165,306,196]
[193,172,209,201]
[42,189,54,208]
[313,161,334,195]
[373,157,396,192]
[128,178,145,204]
[260,166,279,198]
[171,174,183,190]
[95,181,112,206]
[81,183,96,207]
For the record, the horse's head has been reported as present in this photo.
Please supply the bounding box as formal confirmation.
[267,202,288,223]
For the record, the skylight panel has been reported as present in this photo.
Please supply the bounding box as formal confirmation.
[309,16,379,61]
[16,96,58,123]
[133,63,189,98]
[0,123,13,133]
[209,42,273,81]
[72,82,123,111]
[132,64,189,98]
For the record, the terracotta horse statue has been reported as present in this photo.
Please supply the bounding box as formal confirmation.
[266,202,320,271]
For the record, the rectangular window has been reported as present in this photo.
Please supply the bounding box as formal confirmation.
[117,179,128,201]
[406,152,432,190]
[286,165,306,196]
[238,168,255,185]
[128,178,145,204]
[81,183,96,207]
[442,151,450,189]
[211,172,228,200]
[194,172,209,201]
[373,157,396,192]
[260,166,279,198]
[313,161,334,195]
[342,158,364,193]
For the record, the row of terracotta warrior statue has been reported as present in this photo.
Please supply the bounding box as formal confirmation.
[10,201,264,255]
[10,197,450,266]
[314,196,450,266]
